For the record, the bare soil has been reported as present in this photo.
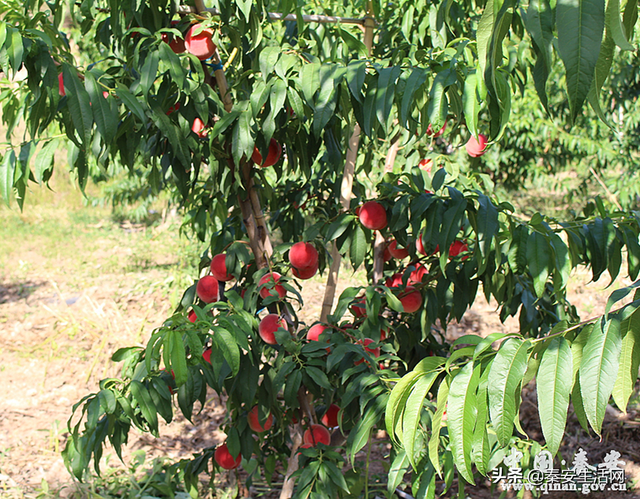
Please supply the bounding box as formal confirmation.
[2,212,640,498]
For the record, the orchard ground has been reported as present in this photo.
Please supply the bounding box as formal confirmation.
[1,171,640,498]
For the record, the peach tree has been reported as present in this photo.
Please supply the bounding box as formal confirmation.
[1,0,640,497]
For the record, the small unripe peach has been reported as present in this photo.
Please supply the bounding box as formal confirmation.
[358,201,387,230]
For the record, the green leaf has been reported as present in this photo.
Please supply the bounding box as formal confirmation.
[472,368,491,475]
[386,371,425,441]
[140,50,159,96]
[400,68,426,127]
[402,371,440,469]
[428,376,450,477]
[605,0,634,50]
[447,362,480,483]
[579,317,622,434]
[305,366,332,389]
[612,309,640,412]
[387,450,410,493]
[214,328,240,376]
[605,280,640,317]
[527,231,551,298]
[572,372,591,431]
[7,28,23,73]
[85,72,117,143]
[159,42,185,89]
[63,65,93,146]
[536,337,573,455]
[168,330,188,386]
[348,401,384,463]
[299,61,321,103]
[463,72,480,139]
[557,0,606,122]
[34,139,59,184]
[476,194,498,259]
[427,68,456,130]
[130,380,159,434]
[350,225,366,270]
[524,0,555,73]
[488,338,530,447]
[115,86,148,125]
[0,150,16,206]
[346,60,366,103]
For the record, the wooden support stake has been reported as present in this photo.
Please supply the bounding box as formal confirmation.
[320,4,374,322]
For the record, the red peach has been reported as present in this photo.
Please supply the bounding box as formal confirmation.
[185,24,216,60]
[188,310,197,323]
[192,117,208,138]
[258,272,286,300]
[419,158,432,173]
[350,296,367,318]
[388,240,409,259]
[196,275,219,303]
[162,21,186,54]
[303,424,331,446]
[248,405,274,432]
[167,102,181,115]
[355,338,381,366]
[252,138,282,167]
[466,134,488,157]
[416,234,428,256]
[259,314,286,345]
[307,323,328,342]
[408,264,428,285]
[321,404,340,428]
[214,443,241,470]
[449,240,469,259]
[202,348,211,363]
[289,242,318,270]
[210,253,234,282]
[383,246,392,261]
[426,122,446,137]
[58,73,65,96]
[385,272,404,288]
[399,287,423,313]
[292,263,318,280]
[358,201,387,230]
